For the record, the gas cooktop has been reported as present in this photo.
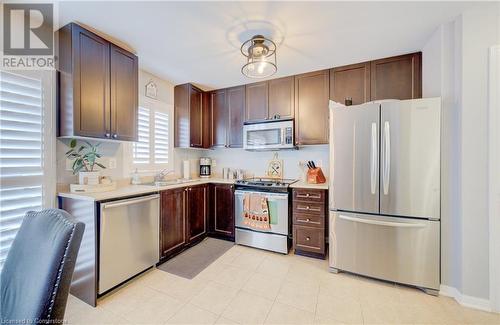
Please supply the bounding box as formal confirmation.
[235,177,298,189]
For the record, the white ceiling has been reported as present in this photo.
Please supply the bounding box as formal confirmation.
[58,1,478,90]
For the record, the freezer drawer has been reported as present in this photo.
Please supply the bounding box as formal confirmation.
[330,211,440,290]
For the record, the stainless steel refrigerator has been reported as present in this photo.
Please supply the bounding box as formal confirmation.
[329,98,441,295]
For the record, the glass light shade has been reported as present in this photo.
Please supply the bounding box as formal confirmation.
[242,56,277,78]
[241,35,277,79]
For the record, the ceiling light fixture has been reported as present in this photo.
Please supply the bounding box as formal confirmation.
[241,35,277,79]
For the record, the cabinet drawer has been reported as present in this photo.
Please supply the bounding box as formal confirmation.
[293,201,325,216]
[293,225,325,254]
[293,213,324,228]
[293,189,325,203]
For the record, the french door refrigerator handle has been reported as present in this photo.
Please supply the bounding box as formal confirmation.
[370,122,377,195]
[383,121,391,195]
[338,214,426,228]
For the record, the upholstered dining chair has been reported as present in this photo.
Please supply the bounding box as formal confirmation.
[0,209,85,324]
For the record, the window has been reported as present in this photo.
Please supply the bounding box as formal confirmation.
[132,100,172,171]
[0,70,54,268]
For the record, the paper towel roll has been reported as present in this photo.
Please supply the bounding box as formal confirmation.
[183,160,190,179]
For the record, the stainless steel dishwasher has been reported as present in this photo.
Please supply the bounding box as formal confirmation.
[99,194,159,294]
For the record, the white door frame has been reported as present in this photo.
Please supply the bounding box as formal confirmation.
[489,45,500,313]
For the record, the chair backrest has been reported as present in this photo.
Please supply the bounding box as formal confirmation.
[0,209,85,323]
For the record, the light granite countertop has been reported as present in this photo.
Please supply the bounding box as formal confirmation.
[58,178,235,202]
[290,180,329,190]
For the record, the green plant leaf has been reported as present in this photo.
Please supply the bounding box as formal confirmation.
[96,162,106,169]
[70,139,77,148]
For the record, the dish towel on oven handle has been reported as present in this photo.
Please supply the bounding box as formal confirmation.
[242,193,271,230]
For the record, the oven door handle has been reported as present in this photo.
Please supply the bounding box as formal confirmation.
[235,190,288,199]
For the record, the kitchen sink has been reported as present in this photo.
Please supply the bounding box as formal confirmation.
[142,179,197,187]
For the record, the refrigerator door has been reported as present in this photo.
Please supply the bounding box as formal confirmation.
[330,211,440,290]
[331,102,380,214]
[380,98,441,219]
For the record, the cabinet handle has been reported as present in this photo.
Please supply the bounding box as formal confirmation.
[306,237,311,241]
[105,133,111,138]
[306,218,310,222]
[112,134,118,139]
[189,188,192,191]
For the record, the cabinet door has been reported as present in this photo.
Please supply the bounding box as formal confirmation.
[174,84,190,148]
[72,24,110,138]
[211,89,227,147]
[110,44,138,141]
[370,52,422,101]
[211,184,235,238]
[330,62,370,105]
[269,76,294,119]
[294,70,330,145]
[245,81,268,122]
[160,188,186,259]
[227,86,245,148]
[190,86,204,148]
[187,185,208,242]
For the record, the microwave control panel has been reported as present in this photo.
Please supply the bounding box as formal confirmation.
[285,127,293,144]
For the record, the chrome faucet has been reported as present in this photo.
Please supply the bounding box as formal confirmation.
[154,168,174,182]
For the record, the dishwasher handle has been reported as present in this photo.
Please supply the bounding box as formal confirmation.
[101,194,160,209]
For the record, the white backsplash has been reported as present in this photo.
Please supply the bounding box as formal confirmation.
[206,145,329,181]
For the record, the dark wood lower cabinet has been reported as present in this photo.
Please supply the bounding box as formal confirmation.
[159,184,213,262]
[208,183,235,240]
[187,184,208,242]
[160,188,187,260]
[292,188,328,259]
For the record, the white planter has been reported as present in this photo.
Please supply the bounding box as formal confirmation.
[79,171,100,185]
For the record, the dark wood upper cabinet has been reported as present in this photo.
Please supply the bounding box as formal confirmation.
[174,83,210,148]
[226,86,245,148]
[268,76,294,120]
[294,70,330,145]
[57,23,138,141]
[330,62,370,106]
[187,184,208,242]
[370,52,422,100]
[210,89,227,148]
[245,81,268,122]
[160,188,186,260]
[209,183,235,240]
[110,44,138,141]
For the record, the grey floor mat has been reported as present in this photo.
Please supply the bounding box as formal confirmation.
[157,238,234,279]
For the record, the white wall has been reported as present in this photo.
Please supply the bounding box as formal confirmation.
[422,1,500,309]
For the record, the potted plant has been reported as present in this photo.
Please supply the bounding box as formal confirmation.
[66,139,106,185]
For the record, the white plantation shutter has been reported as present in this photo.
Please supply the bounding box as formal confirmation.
[0,70,44,267]
[132,101,171,170]
[133,107,150,164]
[154,111,169,164]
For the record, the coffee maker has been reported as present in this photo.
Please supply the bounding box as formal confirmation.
[199,157,211,178]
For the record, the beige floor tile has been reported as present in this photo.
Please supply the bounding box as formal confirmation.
[229,249,267,270]
[215,316,240,324]
[150,274,209,302]
[195,261,229,281]
[166,303,219,324]
[257,254,291,278]
[264,302,315,324]
[222,290,273,325]
[214,248,242,265]
[276,280,319,313]
[360,300,403,324]
[99,282,160,316]
[65,306,130,324]
[242,271,285,300]
[316,292,363,324]
[318,272,360,300]
[190,281,240,315]
[286,260,326,287]
[213,265,253,289]
[121,291,184,324]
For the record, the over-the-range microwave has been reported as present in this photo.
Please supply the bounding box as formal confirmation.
[243,119,295,151]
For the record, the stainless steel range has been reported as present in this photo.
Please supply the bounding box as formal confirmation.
[234,178,297,254]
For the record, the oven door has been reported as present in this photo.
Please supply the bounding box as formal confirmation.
[234,190,289,235]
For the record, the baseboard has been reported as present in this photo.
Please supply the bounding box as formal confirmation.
[440,285,492,312]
